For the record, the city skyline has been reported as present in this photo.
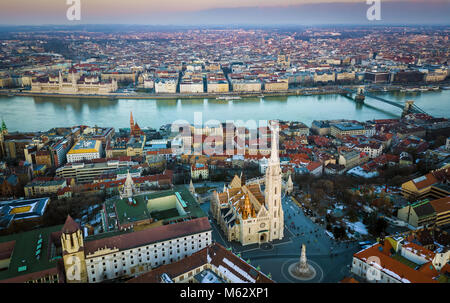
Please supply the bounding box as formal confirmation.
[0,0,449,25]
[0,1,449,288]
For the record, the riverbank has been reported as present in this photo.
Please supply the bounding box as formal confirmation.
[0,88,344,100]
[0,85,403,100]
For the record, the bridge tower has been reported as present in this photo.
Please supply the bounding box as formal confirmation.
[357,86,365,95]
[402,100,415,118]
[355,85,365,103]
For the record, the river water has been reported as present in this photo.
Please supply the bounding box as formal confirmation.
[0,90,449,132]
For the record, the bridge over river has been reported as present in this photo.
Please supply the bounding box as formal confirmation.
[340,87,429,117]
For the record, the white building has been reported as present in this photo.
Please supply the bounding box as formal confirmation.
[31,71,118,95]
[66,140,103,163]
[154,78,178,93]
[61,215,212,283]
[191,163,209,180]
[351,235,450,283]
[355,143,383,159]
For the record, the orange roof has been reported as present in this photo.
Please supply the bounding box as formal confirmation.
[412,173,438,190]
[430,196,450,214]
[402,242,435,262]
[340,277,359,283]
[307,161,322,172]
[354,242,439,283]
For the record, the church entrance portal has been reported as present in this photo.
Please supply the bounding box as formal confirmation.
[260,233,268,243]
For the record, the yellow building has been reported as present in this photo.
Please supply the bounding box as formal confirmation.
[397,196,450,228]
[264,80,289,91]
[24,179,67,197]
[314,72,335,83]
[401,167,449,200]
[430,196,450,226]
[207,82,229,93]
[330,123,365,137]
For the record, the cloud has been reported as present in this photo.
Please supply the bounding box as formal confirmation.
[0,0,448,25]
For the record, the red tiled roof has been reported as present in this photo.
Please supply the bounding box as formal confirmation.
[84,217,211,255]
[354,241,439,283]
[340,277,359,283]
[307,162,322,172]
[127,242,273,283]
[62,215,80,234]
[430,196,450,214]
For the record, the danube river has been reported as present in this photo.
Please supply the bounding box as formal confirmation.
[1,90,449,132]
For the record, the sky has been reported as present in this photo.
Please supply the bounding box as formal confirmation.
[0,0,449,25]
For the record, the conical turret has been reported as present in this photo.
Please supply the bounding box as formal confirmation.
[286,174,294,195]
[1,118,7,135]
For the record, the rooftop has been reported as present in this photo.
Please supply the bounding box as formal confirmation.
[0,197,50,230]
[0,224,63,282]
[67,140,101,154]
[106,185,206,229]
[127,242,273,283]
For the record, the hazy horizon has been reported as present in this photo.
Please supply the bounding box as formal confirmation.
[0,0,449,26]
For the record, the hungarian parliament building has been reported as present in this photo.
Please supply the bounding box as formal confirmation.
[31,71,118,95]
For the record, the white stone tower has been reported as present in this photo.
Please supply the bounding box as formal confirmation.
[120,170,137,199]
[264,120,284,241]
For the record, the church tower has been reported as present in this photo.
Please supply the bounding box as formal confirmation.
[264,121,284,241]
[121,170,137,199]
[189,179,195,195]
[58,71,63,89]
[61,215,88,283]
[0,118,7,158]
[130,111,135,131]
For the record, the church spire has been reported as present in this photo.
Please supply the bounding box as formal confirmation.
[286,174,294,195]
[121,170,136,199]
[242,194,253,220]
[130,111,135,129]
[269,120,279,164]
[1,118,7,135]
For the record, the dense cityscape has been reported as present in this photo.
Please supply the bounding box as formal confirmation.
[0,4,449,292]
[0,26,449,98]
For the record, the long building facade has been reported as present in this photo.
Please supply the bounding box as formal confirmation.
[62,214,212,283]
[31,72,118,95]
